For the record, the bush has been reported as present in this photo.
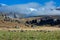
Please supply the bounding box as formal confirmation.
[14,26,20,29]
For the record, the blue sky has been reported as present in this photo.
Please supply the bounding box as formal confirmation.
[0,0,60,6]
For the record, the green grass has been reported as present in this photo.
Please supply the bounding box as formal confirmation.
[0,30,60,40]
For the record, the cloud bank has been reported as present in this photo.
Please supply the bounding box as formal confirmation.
[0,1,60,18]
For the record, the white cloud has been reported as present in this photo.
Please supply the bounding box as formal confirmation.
[35,1,59,15]
[0,3,8,7]
[0,1,60,18]
[3,2,40,14]
[29,8,37,12]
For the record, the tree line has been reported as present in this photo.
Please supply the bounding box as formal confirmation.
[26,18,60,26]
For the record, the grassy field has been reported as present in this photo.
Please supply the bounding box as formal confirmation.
[0,30,60,40]
[0,16,60,40]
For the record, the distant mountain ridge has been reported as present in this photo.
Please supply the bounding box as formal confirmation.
[0,3,60,18]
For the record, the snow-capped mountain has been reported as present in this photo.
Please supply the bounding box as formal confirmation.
[0,3,39,18]
[0,2,60,18]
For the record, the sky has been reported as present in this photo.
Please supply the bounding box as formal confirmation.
[0,0,60,6]
[0,0,60,18]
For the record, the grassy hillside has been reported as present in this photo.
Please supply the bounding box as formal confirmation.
[0,14,60,40]
[0,31,60,40]
[0,15,60,29]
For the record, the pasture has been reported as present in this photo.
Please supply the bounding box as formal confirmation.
[0,30,60,40]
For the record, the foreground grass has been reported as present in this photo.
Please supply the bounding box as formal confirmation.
[0,30,60,40]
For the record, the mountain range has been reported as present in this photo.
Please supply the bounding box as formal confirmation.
[0,3,60,18]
